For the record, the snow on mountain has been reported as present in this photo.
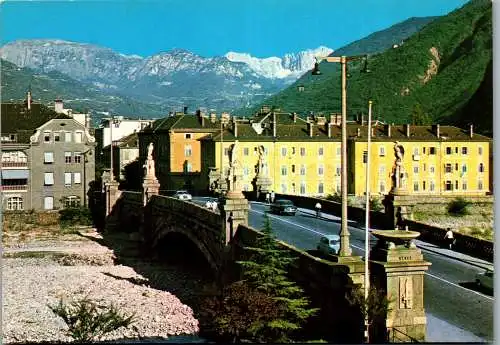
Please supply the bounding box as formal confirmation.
[225,46,333,79]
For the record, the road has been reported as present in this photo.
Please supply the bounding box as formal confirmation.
[194,197,493,342]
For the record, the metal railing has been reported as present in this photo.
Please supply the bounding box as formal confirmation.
[388,327,420,343]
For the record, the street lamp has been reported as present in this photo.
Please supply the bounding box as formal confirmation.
[109,116,122,182]
[364,100,373,343]
[82,149,93,207]
[312,54,369,257]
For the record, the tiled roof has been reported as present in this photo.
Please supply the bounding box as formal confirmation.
[1,102,71,143]
[147,114,227,132]
[115,132,139,148]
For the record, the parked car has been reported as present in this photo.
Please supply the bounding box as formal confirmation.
[173,190,192,201]
[317,234,341,256]
[270,199,297,215]
[475,270,494,290]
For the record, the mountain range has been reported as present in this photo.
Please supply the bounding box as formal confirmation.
[1,15,438,122]
[249,0,492,135]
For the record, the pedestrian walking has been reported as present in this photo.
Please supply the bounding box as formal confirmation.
[211,200,218,212]
[265,192,270,204]
[444,228,454,250]
[205,200,212,209]
[270,191,275,203]
[315,202,322,218]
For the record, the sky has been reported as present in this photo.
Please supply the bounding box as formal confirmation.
[0,0,470,58]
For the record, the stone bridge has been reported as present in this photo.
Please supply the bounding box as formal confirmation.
[101,181,430,343]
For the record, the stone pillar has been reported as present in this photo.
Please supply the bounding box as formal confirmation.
[142,179,160,206]
[383,193,416,229]
[105,180,121,217]
[221,192,249,245]
[370,230,431,342]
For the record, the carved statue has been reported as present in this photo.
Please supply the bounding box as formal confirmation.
[391,141,406,190]
[227,141,240,192]
[147,142,154,160]
[143,142,156,181]
[256,145,266,176]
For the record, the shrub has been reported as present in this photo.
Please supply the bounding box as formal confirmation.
[369,196,384,212]
[49,297,135,342]
[447,197,471,216]
[326,193,341,202]
[59,207,93,227]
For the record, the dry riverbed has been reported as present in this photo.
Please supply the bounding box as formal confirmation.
[2,226,205,343]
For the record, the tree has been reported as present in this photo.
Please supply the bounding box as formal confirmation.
[411,103,432,125]
[237,214,318,342]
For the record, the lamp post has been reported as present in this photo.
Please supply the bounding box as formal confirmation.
[109,116,121,182]
[364,100,373,343]
[312,54,369,257]
[82,149,93,207]
[220,117,224,195]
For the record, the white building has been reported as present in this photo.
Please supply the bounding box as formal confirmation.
[52,99,91,128]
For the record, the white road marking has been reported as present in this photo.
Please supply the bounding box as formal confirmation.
[250,206,494,301]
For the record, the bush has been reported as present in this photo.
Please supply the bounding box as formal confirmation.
[447,197,471,216]
[369,197,384,212]
[49,297,135,342]
[326,193,341,202]
[59,207,93,227]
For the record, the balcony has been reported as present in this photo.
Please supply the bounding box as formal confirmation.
[1,185,28,191]
[1,162,28,168]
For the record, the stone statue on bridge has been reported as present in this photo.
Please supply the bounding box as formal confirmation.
[256,145,267,177]
[143,142,157,182]
[227,141,241,193]
[391,141,407,193]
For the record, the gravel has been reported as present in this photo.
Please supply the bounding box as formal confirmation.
[2,236,202,344]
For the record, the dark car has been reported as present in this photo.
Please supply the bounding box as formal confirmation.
[270,199,297,215]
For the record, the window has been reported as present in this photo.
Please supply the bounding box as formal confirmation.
[65,152,72,163]
[224,148,229,156]
[44,196,54,210]
[379,146,385,156]
[281,147,287,156]
[455,180,459,190]
[300,165,306,176]
[292,147,296,155]
[336,183,341,193]
[461,164,467,174]
[423,147,426,154]
[379,165,386,175]
[478,180,483,190]
[430,166,435,174]
[423,163,426,171]
[65,132,72,142]
[413,181,419,191]
[186,162,193,173]
[318,147,324,156]
[291,165,296,174]
[300,147,306,156]
[44,131,51,142]
[336,147,341,156]
[44,152,54,164]
[430,181,435,192]
[362,151,368,163]
[445,164,452,173]
[185,133,192,139]
[462,181,467,190]
[455,163,459,171]
[6,197,23,210]
[445,180,452,191]
[65,196,81,208]
[74,132,83,143]
[413,166,419,174]
[44,172,54,185]
[243,147,249,156]
[74,152,82,164]
[423,181,426,190]
[455,147,458,154]
[54,132,60,142]
[479,163,484,173]
[281,184,287,194]
[429,147,436,155]
[478,146,483,155]
[184,145,192,157]
[74,172,81,184]
[318,164,324,175]
[300,183,306,195]
[281,165,288,176]
[462,147,468,155]
[379,181,386,193]
[336,164,341,176]
[413,147,419,156]
[64,172,72,186]
[318,183,324,194]
[243,166,249,176]
[446,147,452,155]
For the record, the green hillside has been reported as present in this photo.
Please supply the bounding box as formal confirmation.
[248,0,492,135]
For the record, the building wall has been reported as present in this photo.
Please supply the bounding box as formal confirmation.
[170,131,208,173]
[101,120,152,148]
[351,140,490,196]
[30,119,96,210]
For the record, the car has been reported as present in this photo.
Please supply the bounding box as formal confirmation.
[475,270,494,290]
[270,199,297,215]
[173,190,192,201]
[317,234,341,256]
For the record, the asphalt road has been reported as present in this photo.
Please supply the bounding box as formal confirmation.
[193,197,493,342]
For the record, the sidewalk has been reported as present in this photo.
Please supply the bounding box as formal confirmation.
[296,206,494,272]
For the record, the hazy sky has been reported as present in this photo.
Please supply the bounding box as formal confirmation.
[0,0,470,57]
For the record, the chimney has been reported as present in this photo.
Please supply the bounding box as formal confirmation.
[432,124,440,138]
[469,124,473,138]
[273,112,277,137]
[27,91,32,110]
[54,99,64,113]
[293,112,297,123]
[357,128,361,137]
[327,123,332,138]
[183,106,188,114]
[384,124,391,137]
[308,122,313,137]
[404,124,410,137]
[234,116,238,138]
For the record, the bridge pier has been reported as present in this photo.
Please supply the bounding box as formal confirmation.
[222,191,249,245]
